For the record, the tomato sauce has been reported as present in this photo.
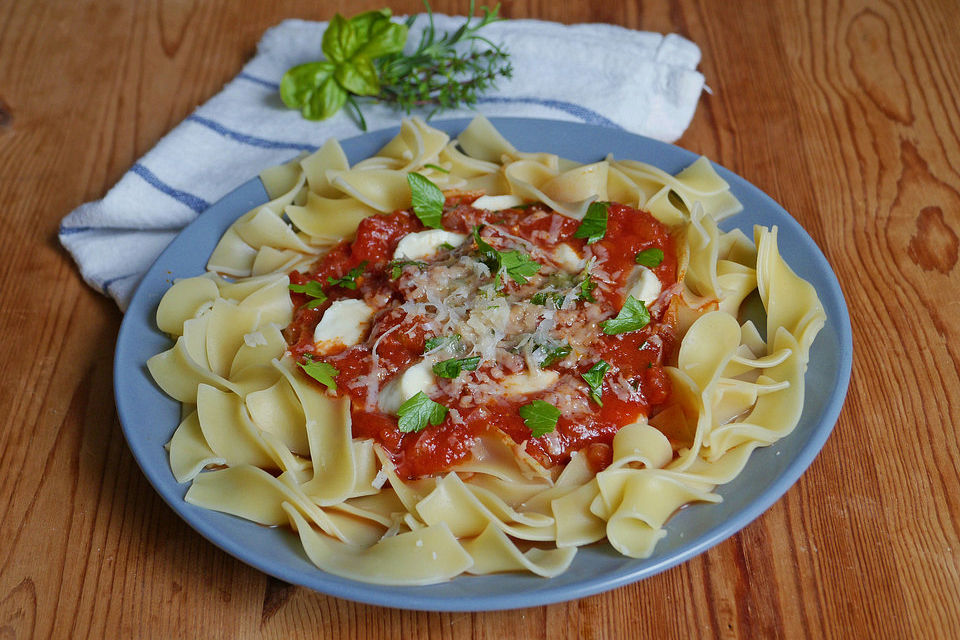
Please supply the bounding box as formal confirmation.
[283,198,678,479]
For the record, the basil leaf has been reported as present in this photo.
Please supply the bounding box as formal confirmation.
[501,250,541,284]
[335,56,380,96]
[397,391,449,433]
[279,61,338,117]
[424,334,462,353]
[518,400,561,438]
[472,226,500,270]
[581,360,610,406]
[327,261,368,289]
[573,201,609,244]
[298,358,339,393]
[601,296,651,335]
[432,356,481,379]
[408,172,445,229]
[289,281,328,309]
[635,248,665,268]
[351,11,407,59]
[539,343,571,368]
[424,163,450,173]
[305,76,348,120]
[322,13,361,63]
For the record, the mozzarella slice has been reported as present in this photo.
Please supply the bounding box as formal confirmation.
[471,195,525,211]
[377,359,438,415]
[551,243,584,272]
[502,368,559,396]
[626,266,662,306]
[313,299,375,352]
[393,229,467,260]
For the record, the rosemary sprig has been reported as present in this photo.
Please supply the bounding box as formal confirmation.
[279,2,511,129]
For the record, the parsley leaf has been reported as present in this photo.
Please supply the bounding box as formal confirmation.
[573,201,609,244]
[635,248,665,268]
[327,261,368,289]
[397,391,449,433]
[471,226,540,287]
[518,400,561,438]
[407,172,445,229]
[601,296,651,335]
[289,281,328,308]
[387,259,428,279]
[581,360,610,406]
[578,274,597,303]
[424,334,462,353]
[501,250,541,284]
[432,356,481,378]
[531,291,564,308]
[298,357,339,393]
[539,343,571,367]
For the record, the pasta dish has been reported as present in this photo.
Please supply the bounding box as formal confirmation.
[147,116,825,584]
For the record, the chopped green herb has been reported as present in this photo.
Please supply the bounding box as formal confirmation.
[432,356,481,379]
[289,281,328,308]
[531,291,564,308]
[327,261,368,289]
[539,343,571,367]
[424,334,462,353]
[423,163,450,173]
[601,296,651,335]
[438,242,456,251]
[407,172,444,229]
[573,201,609,244]
[501,250,541,284]
[635,248,665,268]
[581,360,610,406]
[298,357,339,393]
[397,391,449,433]
[577,274,597,303]
[518,400,561,438]
[471,226,541,287]
[387,259,428,279]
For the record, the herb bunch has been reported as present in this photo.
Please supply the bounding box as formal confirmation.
[280,2,512,129]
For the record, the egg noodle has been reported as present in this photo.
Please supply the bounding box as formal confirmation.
[147,116,825,585]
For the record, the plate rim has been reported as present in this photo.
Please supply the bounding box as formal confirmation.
[114,116,853,611]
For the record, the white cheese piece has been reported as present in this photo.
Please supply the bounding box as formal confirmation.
[626,266,662,306]
[243,331,267,347]
[471,195,525,211]
[377,359,438,415]
[502,368,560,396]
[552,243,584,272]
[393,229,467,260]
[313,299,375,352]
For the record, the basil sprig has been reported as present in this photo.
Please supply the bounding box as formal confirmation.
[298,356,339,393]
[327,261,368,289]
[432,356,481,379]
[635,248,665,268]
[581,360,610,406]
[280,10,407,121]
[288,281,328,309]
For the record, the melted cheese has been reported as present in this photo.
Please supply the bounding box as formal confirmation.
[471,195,525,211]
[502,368,560,396]
[626,266,662,306]
[313,299,375,352]
[552,243,584,272]
[393,230,467,260]
[377,359,438,414]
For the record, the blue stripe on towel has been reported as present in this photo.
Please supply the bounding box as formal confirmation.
[238,72,280,90]
[187,115,318,151]
[131,164,210,213]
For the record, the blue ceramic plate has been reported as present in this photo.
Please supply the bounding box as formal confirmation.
[115,118,852,611]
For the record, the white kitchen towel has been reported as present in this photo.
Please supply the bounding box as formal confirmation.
[59,16,705,310]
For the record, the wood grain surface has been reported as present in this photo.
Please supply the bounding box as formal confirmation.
[2,0,958,637]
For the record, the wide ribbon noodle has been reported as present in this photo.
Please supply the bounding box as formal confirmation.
[147,116,825,585]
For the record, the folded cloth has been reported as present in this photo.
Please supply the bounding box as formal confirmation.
[59,16,704,310]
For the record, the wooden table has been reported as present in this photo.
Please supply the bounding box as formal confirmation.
[2,0,957,637]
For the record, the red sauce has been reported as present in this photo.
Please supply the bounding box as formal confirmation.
[283,199,678,479]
